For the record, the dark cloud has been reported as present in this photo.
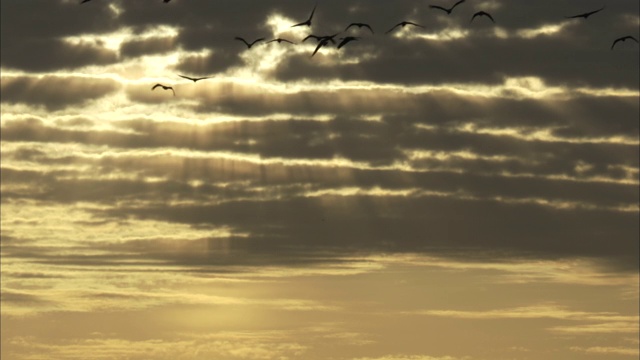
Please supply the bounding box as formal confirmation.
[2,114,638,183]
[120,36,177,58]
[79,196,638,271]
[1,76,120,110]
[0,0,117,40]
[1,291,50,305]
[270,31,639,88]
[1,1,119,72]
[1,38,119,72]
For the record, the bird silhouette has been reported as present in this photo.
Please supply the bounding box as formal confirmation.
[267,38,295,44]
[235,37,265,49]
[292,3,317,27]
[385,21,424,34]
[163,0,170,3]
[178,75,210,82]
[565,7,604,19]
[152,84,175,96]
[345,23,374,34]
[429,0,466,15]
[80,0,92,3]
[471,11,495,23]
[611,35,639,50]
[337,36,359,49]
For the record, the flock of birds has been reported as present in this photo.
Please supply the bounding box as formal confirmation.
[81,0,639,96]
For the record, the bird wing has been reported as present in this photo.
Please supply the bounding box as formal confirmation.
[178,75,195,81]
[337,37,358,49]
[451,0,466,10]
[235,37,249,47]
[152,84,162,90]
[311,40,328,56]
[280,39,295,44]
[627,36,639,43]
[406,21,424,28]
[385,23,402,34]
[170,87,175,96]
[611,38,621,50]
[307,4,317,22]
[586,7,605,16]
[345,23,356,31]
[484,12,495,23]
[363,24,374,33]
[471,12,482,22]
[250,38,265,46]
[429,5,448,12]
[303,34,319,42]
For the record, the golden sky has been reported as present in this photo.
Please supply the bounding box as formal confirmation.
[1,0,639,359]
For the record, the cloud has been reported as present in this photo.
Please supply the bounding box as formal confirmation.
[120,36,177,58]
[407,304,638,322]
[570,346,640,356]
[2,38,119,72]
[1,76,120,110]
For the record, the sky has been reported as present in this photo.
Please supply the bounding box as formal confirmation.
[1,0,639,359]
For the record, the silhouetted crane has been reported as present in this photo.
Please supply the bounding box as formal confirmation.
[345,23,374,34]
[611,35,639,50]
[152,84,175,96]
[565,7,604,19]
[178,75,210,83]
[471,11,495,23]
[429,0,466,15]
[267,38,296,44]
[292,4,317,27]
[385,21,424,34]
[235,37,265,49]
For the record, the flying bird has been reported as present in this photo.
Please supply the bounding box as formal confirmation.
[178,75,210,83]
[292,3,317,27]
[471,11,495,23]
[337,37,359,49]
[345,23,374,34]
[611,35,639,50]
[267,38,295,44]
[565,7,604,19]
[235,37,265,49]
[152,84,175,96]
[385,21,424,34]
[80,0,92,3]
[429,0,466,15]
[163,0,171,3]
